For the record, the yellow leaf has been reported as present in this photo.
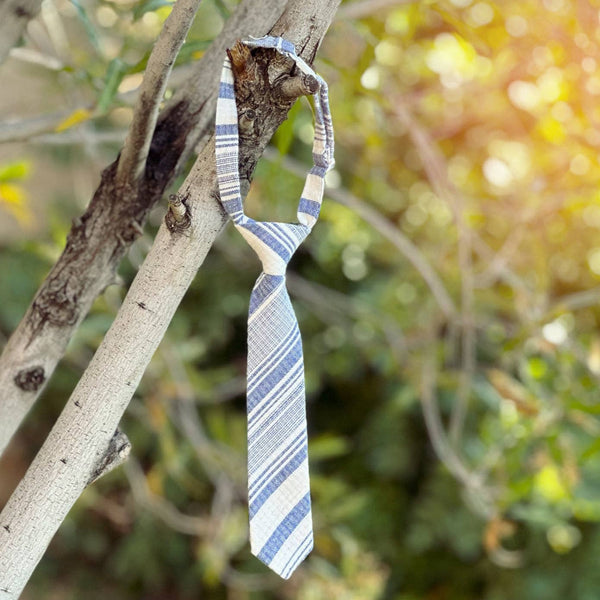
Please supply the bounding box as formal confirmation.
[534,464,569,502]
[0,182,24,205]
[0,182,32,226]
[55,108,93,133]
[146,466,163,495]
[537,115,565,143]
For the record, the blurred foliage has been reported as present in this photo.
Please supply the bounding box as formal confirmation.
[3,0,600,598]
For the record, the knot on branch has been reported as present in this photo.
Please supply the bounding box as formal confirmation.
[14,366,45,392]
[165,192,191,234]
[87,429,132,485]
[275,73,319,100]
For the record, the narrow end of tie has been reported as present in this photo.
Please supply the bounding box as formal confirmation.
[251,531,314,579]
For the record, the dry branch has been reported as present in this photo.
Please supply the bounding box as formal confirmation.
[0,1,340,595]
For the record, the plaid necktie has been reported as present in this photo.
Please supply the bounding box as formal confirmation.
[215,36,334,578]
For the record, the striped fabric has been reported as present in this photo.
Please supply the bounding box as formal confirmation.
[215,36,334,578]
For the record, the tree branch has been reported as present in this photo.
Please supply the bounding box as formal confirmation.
[0,0,43,65]
[394,99,475,446]
[124,459,209,536]
[0,0,288,458]
[116,0,202,187]
[0,2,340,594]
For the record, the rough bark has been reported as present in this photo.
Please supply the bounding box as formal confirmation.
[116,0,203,187]
[0,0,43,65]
[0,0,288,457]
[0,1,339,595]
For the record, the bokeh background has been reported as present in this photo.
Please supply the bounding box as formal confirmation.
[3,0,600,598]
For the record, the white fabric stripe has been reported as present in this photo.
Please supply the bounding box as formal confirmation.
[268,513,313,578]
[215,35,334,580]
[248,422,305,485]
[247,326,299,394]
[237,227,287,276]
[247,280,284,326]
[249,462,309,554]
[281,530,313,578]
[247,361,304,434]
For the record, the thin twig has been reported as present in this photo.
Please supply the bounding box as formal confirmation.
[124,458,210,536]
[116,0,203,186]
[419,343,494,520]
[394,99,475,445]
[159,340,246,488]
[265,148,457,319]
[0,65,198,145]
[550,286,600,313]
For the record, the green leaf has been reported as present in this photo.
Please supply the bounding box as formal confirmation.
[97,58,128,114]
[133,0,173,21]
[0,161,30,182]
[309,434,351,461]
[211,0,230,19]
[70,0,101,53]
[272,100,302,156]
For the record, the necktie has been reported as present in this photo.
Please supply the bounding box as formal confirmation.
[215,36,334,578]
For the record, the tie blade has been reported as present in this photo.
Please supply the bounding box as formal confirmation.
[247,275,313,578]
[250,491,313,579]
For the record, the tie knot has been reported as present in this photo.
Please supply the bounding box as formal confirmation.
[236,220,310,275]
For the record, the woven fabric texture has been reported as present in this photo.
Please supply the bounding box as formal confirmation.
[215,36,334,578]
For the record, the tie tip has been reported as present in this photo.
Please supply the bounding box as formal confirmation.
[251,536,314,579]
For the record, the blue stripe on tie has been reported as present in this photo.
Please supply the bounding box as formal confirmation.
[216,124,238,135]
[248,326,301,392]
[249,445,308,516]
[248,274,284,316]
[248,403,305,472]
[247,325,300,393]
[219,81,235,99]
[247,349,303,415]
[281,531,313,578]
[249,430,306,496]
[248,377,304,444]
[222,198,243,214]
[298,198,321,218]
[256,493,311,563]
[263,222,296,254]
[241,222,293,263]
[280,39,295,54]
[310,165,327,178]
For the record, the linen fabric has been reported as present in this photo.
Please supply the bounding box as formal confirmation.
[215,35,334,578]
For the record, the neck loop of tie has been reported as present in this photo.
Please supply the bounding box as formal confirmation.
[215,36,335,235]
